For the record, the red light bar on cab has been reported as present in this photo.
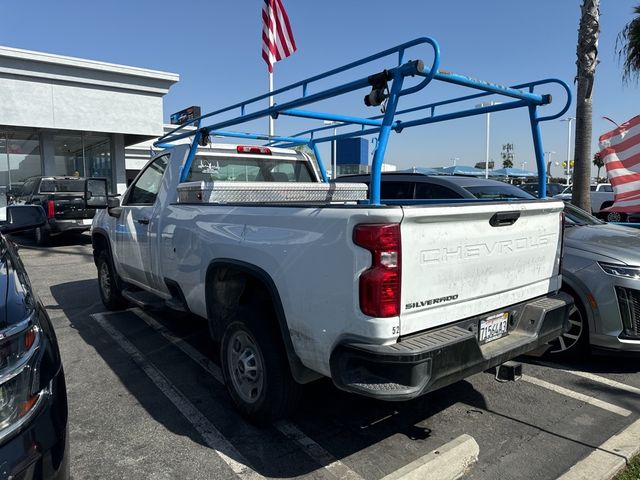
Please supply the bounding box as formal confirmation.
[236,146,272,155]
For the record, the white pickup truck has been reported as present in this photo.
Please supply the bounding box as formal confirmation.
[555,183,615,218]
[87,143,572,421]
[87,37,574,421]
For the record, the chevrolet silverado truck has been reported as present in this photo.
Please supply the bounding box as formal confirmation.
[87,38,573,422]
[16,176,96,245]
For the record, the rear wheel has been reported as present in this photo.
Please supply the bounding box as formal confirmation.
[547,297,589,358]
[97,250,127,310]
[606,211,627,222]
[220,307,301,424]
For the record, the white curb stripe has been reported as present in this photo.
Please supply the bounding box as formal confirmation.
[522,375,632,417]
[557,418,640,480]
[133,309,364,480]
[380,434,479,480]
[93,313,262,480]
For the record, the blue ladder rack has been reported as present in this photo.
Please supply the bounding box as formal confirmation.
[156,36,571,204]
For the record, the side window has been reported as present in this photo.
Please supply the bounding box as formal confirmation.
[20,179,37,196]
[415,183,462,199]
[126,155,169,205]
[601,184,613,192]
[380,181,415,200]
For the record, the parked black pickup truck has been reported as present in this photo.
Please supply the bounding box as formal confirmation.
[16,176,96,245]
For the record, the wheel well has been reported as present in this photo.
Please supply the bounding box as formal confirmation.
[600,201,613,210]
[205,264,276,340]
[91,232,109,265]
[560,283,590,334]
[205,261,320,384]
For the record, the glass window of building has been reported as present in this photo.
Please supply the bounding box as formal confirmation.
[0,130,43,198]
[54,132,113,192]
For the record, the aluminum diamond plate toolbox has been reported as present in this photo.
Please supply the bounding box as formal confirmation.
[177,181,368,204]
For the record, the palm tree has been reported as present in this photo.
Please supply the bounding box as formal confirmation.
[593,152,604,181]
[572,0,600,212]
[617,5,640,83]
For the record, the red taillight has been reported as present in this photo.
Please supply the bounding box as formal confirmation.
[46,200,55,219]
[353,223,401,317]
[236,145,272,155]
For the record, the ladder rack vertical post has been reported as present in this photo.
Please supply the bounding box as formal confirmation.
[310,142,328,182]
[528,105,547,198]
[180,121,202,183]
[370,73,406,206]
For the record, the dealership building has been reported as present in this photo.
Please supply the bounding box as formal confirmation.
[0,45,179,195]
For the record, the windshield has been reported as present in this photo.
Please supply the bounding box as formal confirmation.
[39,179,84,193]
[464,184,535,200]
[563,202,604,226]
[186,155,314,183]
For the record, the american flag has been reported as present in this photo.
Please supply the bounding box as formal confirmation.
[262,0,296,73]
[599,115,640,213]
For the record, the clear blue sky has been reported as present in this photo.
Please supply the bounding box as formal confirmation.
[2,1,638,176]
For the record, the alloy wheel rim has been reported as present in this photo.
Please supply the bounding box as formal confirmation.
[227,330,264,404]
[549,304,583,354]
[607,212,622,222]
[99,262,111,299]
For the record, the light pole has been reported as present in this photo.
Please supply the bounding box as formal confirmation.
[324,120,338,179]
[544,151,556,179]
[561,117,575,186]
[476,101,500,179]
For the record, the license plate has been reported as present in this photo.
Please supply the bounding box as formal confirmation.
[479,312,509,344]
[81,219,93,225]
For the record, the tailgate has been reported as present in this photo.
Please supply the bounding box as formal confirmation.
[400,200,563,335]
[51,194,95,220]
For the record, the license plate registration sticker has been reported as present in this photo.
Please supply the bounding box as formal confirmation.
[479,312,509,344]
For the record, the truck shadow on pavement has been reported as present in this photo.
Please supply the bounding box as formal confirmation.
[50,278,490,478]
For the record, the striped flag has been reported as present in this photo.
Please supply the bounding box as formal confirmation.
[262,0,297,73]
[599,115,640,213]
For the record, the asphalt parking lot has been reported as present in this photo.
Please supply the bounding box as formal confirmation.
[15,233,640,480]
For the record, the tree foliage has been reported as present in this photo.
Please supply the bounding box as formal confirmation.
[501,143,514,168]
[593,151,604,180]
[617,5,640,84]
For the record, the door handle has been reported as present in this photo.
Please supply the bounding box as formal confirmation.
[137,218,150,225]
[489,211,520,227]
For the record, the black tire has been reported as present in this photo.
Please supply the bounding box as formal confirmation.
[546,295,589,359]
[34,226,50,246]
[220,307,301,424]
[606,211,627,223]
[97,250,127,310]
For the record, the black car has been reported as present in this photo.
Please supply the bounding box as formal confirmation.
[16,177,96,245]
[0,206,69,479]
[337,172,534,200]
[519,182,565,197]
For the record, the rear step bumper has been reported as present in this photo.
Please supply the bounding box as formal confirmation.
[329,292,573,400]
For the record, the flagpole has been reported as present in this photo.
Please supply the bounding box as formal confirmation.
[269,69,274,136]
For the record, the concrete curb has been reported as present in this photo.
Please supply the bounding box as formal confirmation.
[381,434,479,480]
[557,418,640,480]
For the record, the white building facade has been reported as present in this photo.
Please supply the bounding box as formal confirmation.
[0,45,178,195]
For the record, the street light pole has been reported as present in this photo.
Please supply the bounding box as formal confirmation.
[561,117,575,186]
[544,151,555,179]
[476,101,500,179]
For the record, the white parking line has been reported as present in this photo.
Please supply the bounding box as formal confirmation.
[92,313,263,480]
[541,363,640,396]
[522,375,632,417]
[132,309,365,480]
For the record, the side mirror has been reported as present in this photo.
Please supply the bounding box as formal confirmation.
[85,178,109,208]
[0,205,46,234]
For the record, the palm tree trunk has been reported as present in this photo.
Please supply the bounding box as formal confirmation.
[573,0,600,212]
